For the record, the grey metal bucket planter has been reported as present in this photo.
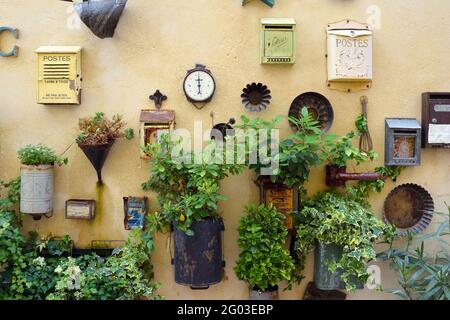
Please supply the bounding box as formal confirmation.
[71,0,128,39]
[173,218,224,289]
[250,286,279,300]
[314,242,364,291]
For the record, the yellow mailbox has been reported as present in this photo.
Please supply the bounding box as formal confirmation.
[35,46,82,105]
[261,18,296,64]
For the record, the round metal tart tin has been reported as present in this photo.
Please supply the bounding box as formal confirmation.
[383,183,434,236]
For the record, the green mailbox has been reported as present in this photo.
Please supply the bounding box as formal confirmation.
[261,18,296,64]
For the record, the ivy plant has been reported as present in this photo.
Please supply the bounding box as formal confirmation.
[293,190,396,291]
[0,178,162,300]
[234,204,295,292]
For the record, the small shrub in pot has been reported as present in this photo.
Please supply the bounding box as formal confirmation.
[17,144,67,220]
[235,204,295,299]
[76,112,134,184]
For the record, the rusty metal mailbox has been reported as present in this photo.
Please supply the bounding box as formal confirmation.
[385,118,421,166]
[327,20,372,92]
[35,46,82,104]
[261,18,296,64]
[422,92,450,149]
[139,110,175,159]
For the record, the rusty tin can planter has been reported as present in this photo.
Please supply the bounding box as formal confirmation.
[173,218,224,289]
[314,242,364,291]
[250,286,279,300]
[20,165,54,220]
[78,140,115,185]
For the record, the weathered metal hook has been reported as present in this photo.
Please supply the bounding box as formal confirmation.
[0,26,19,57]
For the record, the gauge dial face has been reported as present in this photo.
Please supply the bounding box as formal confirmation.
[183,70,215,102]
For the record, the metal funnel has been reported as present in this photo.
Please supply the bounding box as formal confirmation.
[78,140,115,184]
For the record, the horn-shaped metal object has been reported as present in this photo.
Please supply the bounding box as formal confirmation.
[63,0,128,39]
[78,140,115,184]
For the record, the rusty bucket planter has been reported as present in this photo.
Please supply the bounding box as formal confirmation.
[314,241,364,291]
[250,286,279,300]
[20,165,54,220]
[78,140,115,185]
[71,0,128,39]
[173,218,224,289]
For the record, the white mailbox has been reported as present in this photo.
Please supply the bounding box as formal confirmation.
[327,20,373,91]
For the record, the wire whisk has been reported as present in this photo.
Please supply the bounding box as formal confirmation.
[359,96,374,154]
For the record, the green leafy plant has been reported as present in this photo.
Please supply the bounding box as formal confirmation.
[235,108,377,188]
[46,230,162,300]
[322,130,376,168]
[347,166,405,201]
[77,112,134,145]
[235,108,324,188]
[355,114,369,133]
[28,233,73,257]
[378,206,449,300]
[142,135,245,235]
[17,144,68,166]
[234,204,295,292]
[0,178,161,300]
[293,190,396,291]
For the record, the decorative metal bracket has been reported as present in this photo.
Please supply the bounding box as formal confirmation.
[0,26,19,57]
[326,165,384,187]
[149,90,167,110]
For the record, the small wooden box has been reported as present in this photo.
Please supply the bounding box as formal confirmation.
[139,110,175,159]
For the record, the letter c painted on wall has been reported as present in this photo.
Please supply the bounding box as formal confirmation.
[0,26,19,57]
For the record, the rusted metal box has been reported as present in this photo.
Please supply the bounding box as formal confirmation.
[257,177,298,230]
[385,118,421,166]
[65,200,95,220]
[261,18,296,64]
[140,110,175,159]
[422,92,450,149]
[35,46,82,104]
[327,20,372,91]
[123,196,147,230]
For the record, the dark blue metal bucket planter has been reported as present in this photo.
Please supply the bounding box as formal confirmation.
[173,218,224,289]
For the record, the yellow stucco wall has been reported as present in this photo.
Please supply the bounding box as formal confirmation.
[0,0,449,300]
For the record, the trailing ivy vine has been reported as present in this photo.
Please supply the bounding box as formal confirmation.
[0,177,162,300]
